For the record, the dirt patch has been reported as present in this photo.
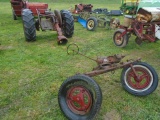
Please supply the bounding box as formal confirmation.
[104,109,121,120]
[0,46,14,50]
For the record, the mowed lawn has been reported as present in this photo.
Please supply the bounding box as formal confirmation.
[0,0,160,120]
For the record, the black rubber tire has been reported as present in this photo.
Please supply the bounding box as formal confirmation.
[113,29,129,47]
[86,17,98,31]
[61,10,74,38]
[58,74,102,120]
[121,62,158,96]
[135,37,142,45]
[22,9,36,42]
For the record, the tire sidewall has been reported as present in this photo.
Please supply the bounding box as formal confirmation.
[22,9,36,41]
[58,74,102,120]
[86,17,98,31]
[113,29,128,47]
[121,62,158,96]
[61,10,74,38]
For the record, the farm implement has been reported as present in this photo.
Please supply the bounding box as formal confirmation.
[58,43,159,120]
[10,0,74,44]
[71,3,120,31]
[113,7,160,47]
[120,0,139,14]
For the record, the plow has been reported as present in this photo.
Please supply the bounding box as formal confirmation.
[58,44,159,120]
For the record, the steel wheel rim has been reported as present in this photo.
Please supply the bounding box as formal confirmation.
[115,32,123,45]
[66,86,92,115]
[124,65,153,92]
[87,20,95,29]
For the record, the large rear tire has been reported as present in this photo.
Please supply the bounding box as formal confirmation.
[61,10,74,38]
[121,62,158,96]
[22,9,36,42]
[58,74,102,120]
[113,29,128,47]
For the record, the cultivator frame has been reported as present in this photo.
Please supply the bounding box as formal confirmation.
[58,43,158,120]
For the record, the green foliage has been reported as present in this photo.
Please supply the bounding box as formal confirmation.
[0,1,160,120]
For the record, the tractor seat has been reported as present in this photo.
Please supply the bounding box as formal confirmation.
[45,10,54,15]
[124,15,135,19]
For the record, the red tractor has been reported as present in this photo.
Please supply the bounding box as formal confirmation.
[10,0,74,44]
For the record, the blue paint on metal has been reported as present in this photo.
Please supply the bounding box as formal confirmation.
[77,16,87,28]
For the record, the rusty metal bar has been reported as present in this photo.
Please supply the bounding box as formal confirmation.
[84,58,141,77]
[54,23,68,44]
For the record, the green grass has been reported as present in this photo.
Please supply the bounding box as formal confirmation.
[0,0,160,120]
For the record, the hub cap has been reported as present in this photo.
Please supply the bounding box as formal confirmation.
[87,20,94,29]
[115,32,123,45]
[66,86,92,115]
[125,66,153,92]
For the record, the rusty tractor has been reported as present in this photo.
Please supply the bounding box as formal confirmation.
[10,0,74,44]
[58,43,158,120]
[113,7,160,47]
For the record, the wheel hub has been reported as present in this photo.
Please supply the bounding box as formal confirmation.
[88,20,94,29]
[128,68,151,89]
[66,86,92,115]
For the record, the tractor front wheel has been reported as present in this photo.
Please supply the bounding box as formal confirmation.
[22,9,36,42]
[61,10,74,38]
[113,29,128,47]
[58,74,102,120]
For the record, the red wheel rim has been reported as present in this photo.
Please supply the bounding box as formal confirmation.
[126,66,153,91]
[115,32,123,45]
[66,86,92,115]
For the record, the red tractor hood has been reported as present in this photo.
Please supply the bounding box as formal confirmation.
[26,2,48,15]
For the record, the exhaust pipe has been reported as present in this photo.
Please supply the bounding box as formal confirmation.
[57,36,68,44]
[55,23,68,45]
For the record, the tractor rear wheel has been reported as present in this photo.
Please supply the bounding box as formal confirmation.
[22,9,36,42]
[61,10,74,38]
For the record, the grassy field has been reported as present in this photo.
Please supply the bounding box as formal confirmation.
[0,0,160,120]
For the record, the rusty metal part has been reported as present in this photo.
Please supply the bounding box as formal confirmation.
[137,7,160,23]
[36,9,68,44]
[67,44,141,77]
[73,3,93,14]
[67,43,79,55]
[96,54,125,65]
[116,14,160,45]
[84,58,141,77]
[10,0,48,16]
[54,23,68,44]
